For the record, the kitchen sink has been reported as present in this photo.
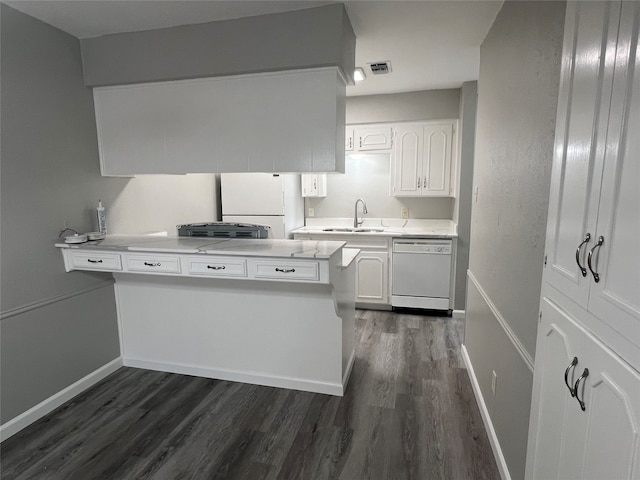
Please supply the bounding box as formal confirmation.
[321,227,385,233]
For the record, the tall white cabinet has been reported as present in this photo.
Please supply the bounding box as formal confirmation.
[526,2,640,479]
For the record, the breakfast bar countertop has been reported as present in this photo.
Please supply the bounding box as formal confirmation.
[55,235,346,259]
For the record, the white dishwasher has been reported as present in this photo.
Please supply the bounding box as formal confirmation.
[391,238,452,310]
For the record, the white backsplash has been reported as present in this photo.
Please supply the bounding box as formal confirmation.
[304,154,454,220]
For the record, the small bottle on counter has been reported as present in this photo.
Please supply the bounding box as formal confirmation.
[97,200,107,234]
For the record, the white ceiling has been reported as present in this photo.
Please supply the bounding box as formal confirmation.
[4,0,503,96]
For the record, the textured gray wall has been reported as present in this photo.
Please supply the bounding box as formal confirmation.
[453,81,477,311]
[346,89,460,124]
[0,5,217,424]
[465,1,565,478]
[81,4,355,87]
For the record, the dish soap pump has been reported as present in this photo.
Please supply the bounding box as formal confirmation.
[97,200,107,234]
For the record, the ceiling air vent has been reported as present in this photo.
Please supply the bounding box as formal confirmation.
[368,61,392,75]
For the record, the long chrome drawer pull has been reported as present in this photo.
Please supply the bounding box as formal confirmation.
[207,265,226,270]
[587,236,604,283]
[564,356,578,397]
[275,268,296,273]
[575,233,591,277]
[574,368,589,412]
[87,259,103,264]
[144,262,161,267]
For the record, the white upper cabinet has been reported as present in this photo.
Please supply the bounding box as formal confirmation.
[301,174,327,197]
[543,1,640,361]
[94,68,346,175]
[391,121,456,197]
[345,125,393,153]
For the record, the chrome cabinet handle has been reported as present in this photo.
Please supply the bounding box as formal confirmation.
[423,177,427,188]
[275,267,296,273]
[417,178,421,189]
[207,265,225,270]
[564,356,578,397]
[359,137,362,148]
[575,233,591,277]
[144,262,161,267]
[87,259,103,264]
[574,368,589,411]
[587,236,604,283]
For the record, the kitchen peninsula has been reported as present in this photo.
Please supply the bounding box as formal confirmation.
[56,236,356,396]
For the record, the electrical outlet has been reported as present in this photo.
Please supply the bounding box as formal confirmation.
[307,207,315,217]
[401,207,409,219]
[491,370,497,395]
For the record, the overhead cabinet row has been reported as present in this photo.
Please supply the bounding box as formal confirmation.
[94,68,346,175]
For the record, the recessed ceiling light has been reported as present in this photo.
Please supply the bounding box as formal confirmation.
[354,67,366,82]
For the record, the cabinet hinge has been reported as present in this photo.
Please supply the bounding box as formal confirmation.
[539,311,542,323]
[544,254,547,267]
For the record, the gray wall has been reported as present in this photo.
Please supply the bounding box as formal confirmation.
[464,2,565,479]
[81,4,355,87]
[453,81,477,311]
[346,89,460,124]
[0,5,217,425]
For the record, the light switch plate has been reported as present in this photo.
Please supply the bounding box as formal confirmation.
[308,207,315,217]
[401,207,409,219]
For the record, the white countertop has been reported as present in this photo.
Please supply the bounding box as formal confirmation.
[294,218,457,238]
[56,235,346,259]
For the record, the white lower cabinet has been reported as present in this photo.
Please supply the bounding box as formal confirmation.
[526,298,640,480]
[355,251,388,305]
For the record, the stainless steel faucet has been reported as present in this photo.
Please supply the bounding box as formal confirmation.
[354,198,368,228]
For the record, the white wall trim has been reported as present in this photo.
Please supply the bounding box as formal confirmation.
[342,349,356,391]
[0,279,115,321]
[467,270,534,371]
[462,345,512,480]
[453,309,466,319]
[123,358,346,397]
[0,357,122,442]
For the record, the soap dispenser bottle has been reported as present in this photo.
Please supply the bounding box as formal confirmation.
[97,200,107,234]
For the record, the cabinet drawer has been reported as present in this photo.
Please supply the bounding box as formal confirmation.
[69,251,122,271]
[252,260,319,281]
[125,255,181,274]
[188,257,247,277]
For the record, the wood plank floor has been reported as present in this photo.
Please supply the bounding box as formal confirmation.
[1,310,500,480]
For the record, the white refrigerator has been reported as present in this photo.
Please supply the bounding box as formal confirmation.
[220,173,304,239]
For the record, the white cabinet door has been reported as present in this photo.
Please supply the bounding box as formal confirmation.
[422,123,453,196]
[345,126,355,152]
[543,1,619,308]
[587,1,640,357]
[301,174,327,197]
[392,123,423,196]
[391,121,456,197]
[527,298,640,480]
[354,126,393,151]
[355,251,388,304]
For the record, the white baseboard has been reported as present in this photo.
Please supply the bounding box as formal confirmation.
[453,309,466,319]
[123,357,346,397]
[461,345,512,480]
[342,349,356,394]
[0,357,123,442]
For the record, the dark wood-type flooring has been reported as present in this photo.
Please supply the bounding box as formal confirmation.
[1,310,500,480]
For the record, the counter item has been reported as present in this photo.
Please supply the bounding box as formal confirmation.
[177,222,270,239]
[86,231,106,241]
[65,233,88,244]
[96,200,107,234]
[220,173,303,239]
